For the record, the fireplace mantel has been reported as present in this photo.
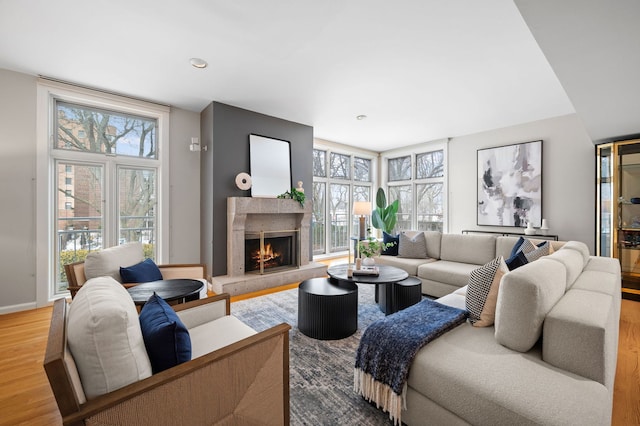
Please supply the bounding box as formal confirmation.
[227,197,311,277]
[211,197,325,296]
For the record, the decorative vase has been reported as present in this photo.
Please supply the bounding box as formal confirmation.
[524,222,536,235]
[362,257,375,267]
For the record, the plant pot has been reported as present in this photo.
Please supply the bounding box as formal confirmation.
[362,257,375,267]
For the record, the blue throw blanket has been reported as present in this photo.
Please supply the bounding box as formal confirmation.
[354,299,467,425]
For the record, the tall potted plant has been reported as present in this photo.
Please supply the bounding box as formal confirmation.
[371,187,398,235]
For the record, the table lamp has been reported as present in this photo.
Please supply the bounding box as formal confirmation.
[353,201,371,241]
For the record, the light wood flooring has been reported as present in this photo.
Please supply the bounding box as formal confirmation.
[1,288,638,425]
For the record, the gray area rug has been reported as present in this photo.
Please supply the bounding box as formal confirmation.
[231,283,394,425]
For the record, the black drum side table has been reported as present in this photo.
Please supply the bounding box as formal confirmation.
[298,277,358,340]
[377,276,422,314]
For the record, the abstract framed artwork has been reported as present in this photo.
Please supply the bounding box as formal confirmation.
[477,140,542,228]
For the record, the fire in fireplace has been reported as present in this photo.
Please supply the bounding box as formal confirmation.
[244,231,299,274]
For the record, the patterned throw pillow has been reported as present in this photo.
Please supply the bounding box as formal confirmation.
[524,241,550,262]
[398,232,428,258]
[381,232,399,256]
[466,256,508,327]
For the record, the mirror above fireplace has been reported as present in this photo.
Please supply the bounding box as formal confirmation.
[249,134,292,198]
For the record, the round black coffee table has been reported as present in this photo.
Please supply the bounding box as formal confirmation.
[327,264,409,314]
[127,279,204,306]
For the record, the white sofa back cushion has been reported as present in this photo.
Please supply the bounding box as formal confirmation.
[84,242,144,282]
[546,248,584,290]
[67,276,152,399]
[495,258,567,352]
[440,234,496,265]
[560,241,590,268]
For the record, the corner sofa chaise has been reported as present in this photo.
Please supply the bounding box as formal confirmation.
[376,232,620,425]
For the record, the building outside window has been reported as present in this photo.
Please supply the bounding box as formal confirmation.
[37,81,169,302]
[312,145,375,256]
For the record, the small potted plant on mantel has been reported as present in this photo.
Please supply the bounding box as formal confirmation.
[358,235,396,266]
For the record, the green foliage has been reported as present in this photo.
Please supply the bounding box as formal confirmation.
[371,187,399,234]
[277,187,306,207]
[358,236,396,258]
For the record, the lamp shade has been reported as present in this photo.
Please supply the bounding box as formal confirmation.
[353,201,371,216]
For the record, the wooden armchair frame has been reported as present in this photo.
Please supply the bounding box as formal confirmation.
[64,261,208,298]
[44,294,290,426]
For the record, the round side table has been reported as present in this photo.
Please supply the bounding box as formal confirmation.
[297,277,358,340]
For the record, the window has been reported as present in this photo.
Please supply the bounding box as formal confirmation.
[37,80,169,304]
[312,146,375,256]
[384,146,446,232]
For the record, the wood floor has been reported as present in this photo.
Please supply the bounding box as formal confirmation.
[1,293,638,425]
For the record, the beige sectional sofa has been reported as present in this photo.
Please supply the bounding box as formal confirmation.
[378,232,620,425]
[376,231,565,297]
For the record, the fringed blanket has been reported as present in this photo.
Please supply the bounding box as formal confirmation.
[354,299,467,425]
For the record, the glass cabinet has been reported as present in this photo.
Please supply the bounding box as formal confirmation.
[597,139,640,301]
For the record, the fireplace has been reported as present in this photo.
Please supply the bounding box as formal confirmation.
[211,197,326,296]
[244,230,299,274]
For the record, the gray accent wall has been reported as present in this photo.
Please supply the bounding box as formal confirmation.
[200,102,313,277]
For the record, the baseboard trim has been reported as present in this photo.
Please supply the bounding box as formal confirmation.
[0,302,38,315]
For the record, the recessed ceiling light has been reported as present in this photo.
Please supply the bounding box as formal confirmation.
[356,115,367,120]
[190,58,208,69]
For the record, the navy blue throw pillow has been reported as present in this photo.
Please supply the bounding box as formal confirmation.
[139,293,192,373]
[509,236,527,258]
[120,258,163,283]
[505,251,528,271]
[382,232,399,256]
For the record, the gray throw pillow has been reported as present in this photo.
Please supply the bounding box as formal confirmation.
[398,232,428,258]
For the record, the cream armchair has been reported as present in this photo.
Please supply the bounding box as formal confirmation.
[44,289,290,426]
[64,242,208,298]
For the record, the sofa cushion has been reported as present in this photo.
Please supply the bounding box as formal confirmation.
[543,289,615,389]
[189,315,257,358]
[440,234,496,265]
[424,231,442,259]
[67,276,152,399]
[406,324,610,426]
[418,260,480,288]
[376,255,436,277]
[495,258,567,352]
[139,293,192,373]
[84,242,144,282]
[381,232,399,256]
[466,257,508,327]
[560,241,590,268]
[398,232,428,258]
[545,248,585,290]
[120,258,163,283]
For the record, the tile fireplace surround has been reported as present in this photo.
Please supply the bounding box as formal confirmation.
[210,197,327,295]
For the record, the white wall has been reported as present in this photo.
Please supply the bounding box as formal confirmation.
[0,68,201,313]
[169,108,201,264]
[448,113,595,252]
[0,69,37,312]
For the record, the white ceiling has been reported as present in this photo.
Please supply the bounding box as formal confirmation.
[0,0,578,151]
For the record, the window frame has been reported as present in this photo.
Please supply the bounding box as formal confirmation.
[381,140,448,233]
[312,141,377,257]
[36,79,170,306]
